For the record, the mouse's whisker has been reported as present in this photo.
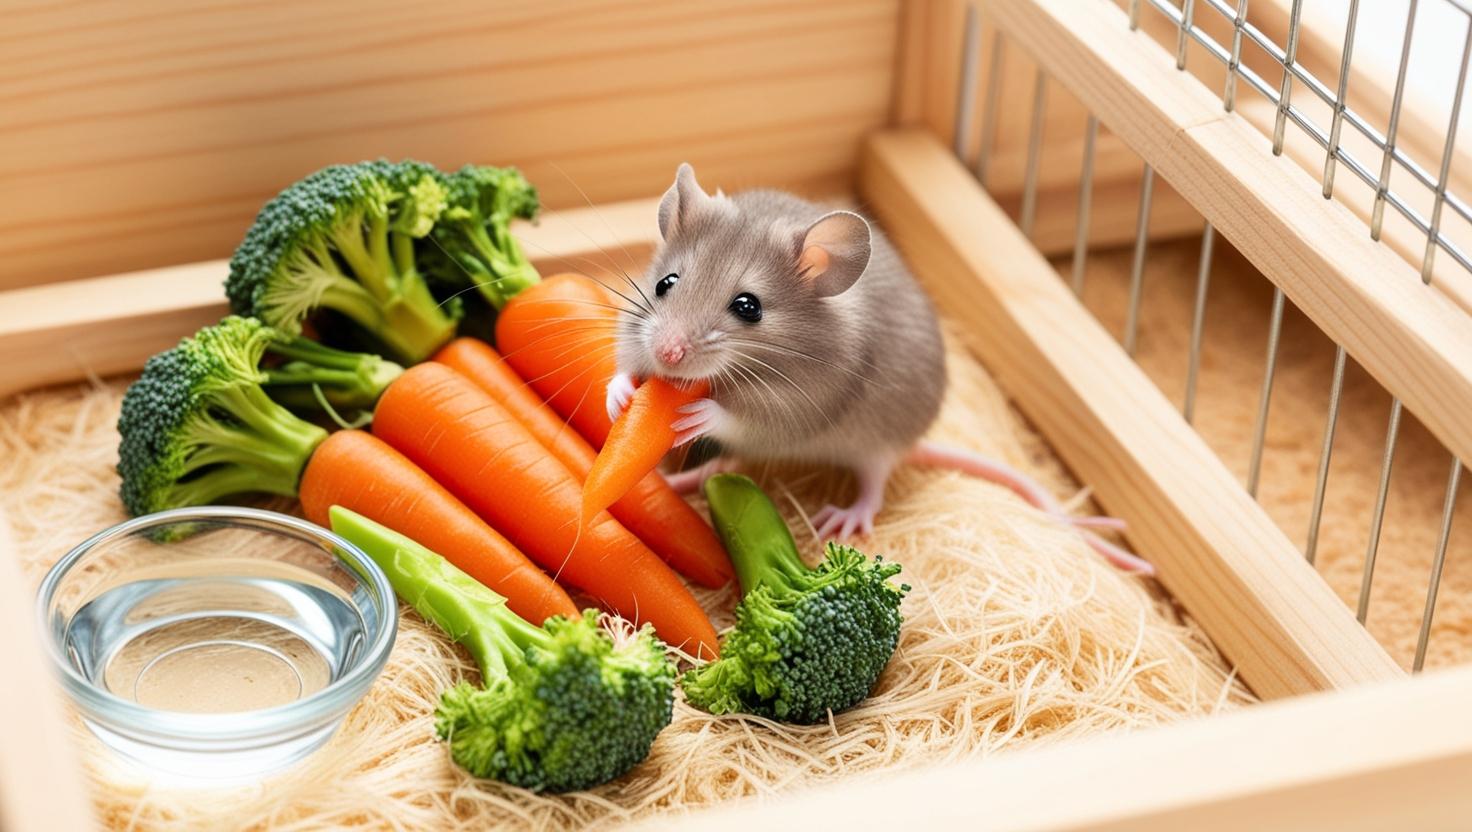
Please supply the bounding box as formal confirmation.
[493,327,615,368]
[511,232,651,315]
[725,337,887,386]
[728,350,829,435]
[544,161,650,279]
[728,348,836,433]
[510,296,648,320]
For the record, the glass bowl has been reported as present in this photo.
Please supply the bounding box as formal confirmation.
[36,507,398,780]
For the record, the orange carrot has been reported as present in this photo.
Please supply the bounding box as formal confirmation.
[372,362,720,658]
[582,377,710,523]
[432,338,733,588]
[299,430,577,625]
[495,273,621,447]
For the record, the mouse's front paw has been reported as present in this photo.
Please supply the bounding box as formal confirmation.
[671,398,726,447]
[605,372,637,423]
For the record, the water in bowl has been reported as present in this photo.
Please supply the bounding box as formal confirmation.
[62,560,367,715]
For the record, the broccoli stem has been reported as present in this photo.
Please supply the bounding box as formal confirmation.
[328,507,549,681]
[463,223,541,308]
[261,336,403,411]
[702,473,812,597]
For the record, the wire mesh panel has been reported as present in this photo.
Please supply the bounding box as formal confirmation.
[951,0,1470,672]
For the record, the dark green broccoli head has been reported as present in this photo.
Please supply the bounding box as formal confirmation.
[422,165,541,308]
[117,316,327,517]
[436,610,675,792]
[681,543,906,724]
[226,159,460,363]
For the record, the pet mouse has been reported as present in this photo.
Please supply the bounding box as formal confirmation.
[607,164,1150,573]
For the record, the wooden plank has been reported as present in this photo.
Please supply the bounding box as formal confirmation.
[647,664,1472,831]
[0,197,662,399]
[990,0,1472,472]
[0,0,895,290]
[0,514,97,832]
[860,128,1399,697]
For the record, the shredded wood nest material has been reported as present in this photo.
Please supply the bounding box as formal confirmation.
[1,330,1247,830]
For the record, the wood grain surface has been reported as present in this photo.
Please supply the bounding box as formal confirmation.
[0,0,897,290]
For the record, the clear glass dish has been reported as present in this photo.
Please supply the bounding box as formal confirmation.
[36,506,398,780]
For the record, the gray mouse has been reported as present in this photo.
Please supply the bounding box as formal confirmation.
[606,164,1149,572]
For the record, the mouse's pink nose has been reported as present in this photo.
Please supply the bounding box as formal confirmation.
[655,335,689,367]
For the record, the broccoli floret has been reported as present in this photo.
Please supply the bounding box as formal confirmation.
[226,159,461,363]
[422,165,541,308]
[259,333,403,415]
[329,507,676,792]
[116,316,328,516]
[681,474,908,724]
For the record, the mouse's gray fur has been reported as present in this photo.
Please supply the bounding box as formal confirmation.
[614,164,946,469]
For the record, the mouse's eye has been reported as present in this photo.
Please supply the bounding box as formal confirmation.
[728,292,762,323]
[655,273,679,298]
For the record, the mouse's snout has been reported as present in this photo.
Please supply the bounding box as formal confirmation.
[654,330,691,367]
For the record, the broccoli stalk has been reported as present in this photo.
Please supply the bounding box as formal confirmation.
[116,317,328,517]
[329,507,676,792]
[424,165,542,308]
[226,160,461,364]
[680,474,908,724]
[260,334,403,414]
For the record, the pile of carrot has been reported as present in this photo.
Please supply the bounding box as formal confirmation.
[283,272,732,659]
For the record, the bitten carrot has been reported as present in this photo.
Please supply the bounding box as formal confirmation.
[432,338,733,588]
[495,273,621,447]
[299,430,577,625]
[582,377,710,523]
[372,362,720,659]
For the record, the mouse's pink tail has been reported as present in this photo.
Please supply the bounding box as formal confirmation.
[905,440,1155,576]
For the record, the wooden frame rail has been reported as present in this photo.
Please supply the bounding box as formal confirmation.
[0,198,661,400]
[652,664,1472,831]
[987,0,1472,471]
[861,128,1399,697]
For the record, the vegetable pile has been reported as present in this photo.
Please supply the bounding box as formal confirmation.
[114,159,908,792]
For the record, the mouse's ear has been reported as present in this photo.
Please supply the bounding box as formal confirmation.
[796,210,872,297]
[657,163,715,240]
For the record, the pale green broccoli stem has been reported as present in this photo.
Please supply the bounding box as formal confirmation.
[262,336,402,411]
[702,473,810,596]
[315,208,453,363]
[163,394,326,508]
[462,219,540,308]
[328,507,549,681]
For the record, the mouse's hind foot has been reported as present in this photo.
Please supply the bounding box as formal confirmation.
[812,456,896,541]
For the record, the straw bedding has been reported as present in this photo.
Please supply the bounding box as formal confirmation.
[1,326,1247,830]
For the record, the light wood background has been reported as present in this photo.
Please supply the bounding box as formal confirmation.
[0,0,899,291]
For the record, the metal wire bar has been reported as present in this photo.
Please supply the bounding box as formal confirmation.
[1320,0,1360,197]
[1372,0,1419,241]
[1414,457,1463,671]
[1423,20,1472,282]
[1156,0,1472,234]
[1071,115,1098,297]
[1020,69,1048,236]
[1246,286,1286,497]
[1358,398,1405,624]
[1124,165,1155,356]
[1176,0,1196,70]
[952,3,981,161]
[1304,345,1347,565]
[1183,222,1215,424]
[1147,0,1472,273]
[1130,0,1142,31]
[1222,0,1248,112]
[976,31,1006,186]
[1272,0,1305,156]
